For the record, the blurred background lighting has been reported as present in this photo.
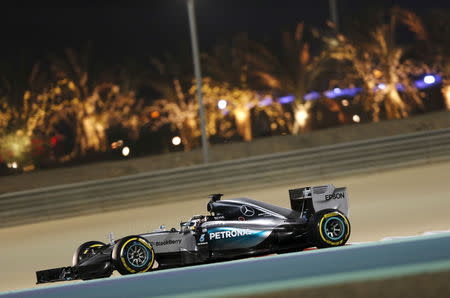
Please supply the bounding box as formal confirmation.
[325,87,362,99]
[377,83,386,90]
[423,75,436,85]
[278,95,295,104]
[414,74,441,89]
[235,109,248,122]
[304,91,321,101]
[7,161,19,169]
[151,111,160,118]
[258,97,273,107]
[122,146,130,157]
[172,136,182,146]
[396,83,405,92]
[111,140,124,149]
[341,99,349,107]
[295,109,308,126]
[217,99,227,110]
[373,69,383,78]
[353,115,361,123]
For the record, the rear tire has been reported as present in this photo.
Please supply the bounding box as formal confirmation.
[112,235,155,275]
[310,209,350,248]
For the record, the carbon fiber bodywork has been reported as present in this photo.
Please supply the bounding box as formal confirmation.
[36,184,349,284]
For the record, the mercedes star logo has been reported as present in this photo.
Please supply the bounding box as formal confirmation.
[240,205,255,217]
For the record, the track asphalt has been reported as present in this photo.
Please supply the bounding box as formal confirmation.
[2,161,450,293]
[2,232,450,298]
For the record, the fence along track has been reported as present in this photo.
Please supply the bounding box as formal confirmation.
[1,128,450,228]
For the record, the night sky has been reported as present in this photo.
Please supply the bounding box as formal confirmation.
[2,0,450,66]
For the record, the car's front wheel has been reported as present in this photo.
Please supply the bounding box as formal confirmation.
[310,209,350,248]
[112,235,155,275]
[72,240,106,266]
[73,240,113,280]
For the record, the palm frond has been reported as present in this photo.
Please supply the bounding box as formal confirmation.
[394,7,428,40]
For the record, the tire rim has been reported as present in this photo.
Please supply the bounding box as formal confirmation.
[323,217,345,241]
[126,243,149,268]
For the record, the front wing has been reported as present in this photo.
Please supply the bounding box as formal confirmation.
[36,263,112,284]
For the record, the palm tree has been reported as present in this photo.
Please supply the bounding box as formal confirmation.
[329,7,426,121]
[418,10,450,110]
[0,99,10,131]
[48,46,104,156]
[0,51,54,135]
[201,33,264,141]
[47,47,142,159]
[0,57,55,165]
[247,23,333,133]
[144,52,207,150]
[0,46,143,164]
[199,79,260,141]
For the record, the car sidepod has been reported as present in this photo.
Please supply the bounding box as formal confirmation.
[199,219,282,257]
[140,230,198,268]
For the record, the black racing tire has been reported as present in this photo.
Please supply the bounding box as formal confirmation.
[310,209,351,248]
[112,235,155,275]
[72,240,107,266]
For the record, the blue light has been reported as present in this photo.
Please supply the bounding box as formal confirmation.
[324,90,337,98]
[273,73,440,106]
[276,92,321,103]
[325,87,363,99]
[414,74,441,89]
[258,97,273,107]
[278,95,295,104]
[396,83,405,92]
[304,91,321,101]
[345,87,363,97]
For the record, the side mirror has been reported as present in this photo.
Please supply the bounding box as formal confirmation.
[180,222,191,233]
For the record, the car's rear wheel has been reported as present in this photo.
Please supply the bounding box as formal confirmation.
[112,235,155,275]
[72,240,106,266]
[310,209,350,248]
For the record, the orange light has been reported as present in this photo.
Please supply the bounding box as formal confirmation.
[111,140,124,149]
[151,111,160,118]
[373,69,383,79]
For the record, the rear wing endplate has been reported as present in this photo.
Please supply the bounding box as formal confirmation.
[289,184,349,217]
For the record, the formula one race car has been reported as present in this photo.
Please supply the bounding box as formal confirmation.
[36,184,350,284]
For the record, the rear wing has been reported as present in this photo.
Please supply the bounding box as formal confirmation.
[289,184,349,217]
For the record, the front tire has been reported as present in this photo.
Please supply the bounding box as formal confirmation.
[310,209,350,248]
[112,235,155,275]
[73,240,106,266]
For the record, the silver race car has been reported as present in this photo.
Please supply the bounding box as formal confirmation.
[36,184,350,283]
